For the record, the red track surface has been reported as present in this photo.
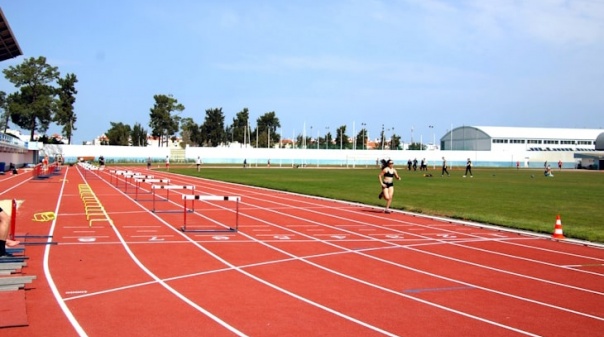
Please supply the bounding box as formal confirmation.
[1,165,604,336]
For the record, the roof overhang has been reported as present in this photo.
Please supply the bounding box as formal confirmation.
[0,8,22,62]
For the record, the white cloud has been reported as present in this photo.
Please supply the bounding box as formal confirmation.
[467,0,604,46]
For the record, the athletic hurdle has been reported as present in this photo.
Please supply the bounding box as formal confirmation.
[181,195,241,233]
[79,162,99,179]
[133,178,170,200]
[109,170,134,186]
[113,170,135,187]
[5,199,56,247]
[51,162,63,176]
[9,199,16,241]
[151,185,195,213]
[32,163,52,180]
[122,173,154,193]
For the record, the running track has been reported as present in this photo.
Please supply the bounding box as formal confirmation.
[1,165,604,336]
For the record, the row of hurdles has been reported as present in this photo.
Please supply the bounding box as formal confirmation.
[83,166,241,233]
[31,162,62,180]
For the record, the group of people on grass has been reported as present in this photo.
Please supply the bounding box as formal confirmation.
[406,158,429,171]
[379,156,565,213]
[378,156,473,213]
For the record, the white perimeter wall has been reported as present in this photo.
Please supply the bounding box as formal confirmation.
[42,144,580,169]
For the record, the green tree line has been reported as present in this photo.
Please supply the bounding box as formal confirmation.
[2,56,413,149]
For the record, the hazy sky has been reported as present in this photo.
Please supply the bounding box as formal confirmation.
[2,0,603,145]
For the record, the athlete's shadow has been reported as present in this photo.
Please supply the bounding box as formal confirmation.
[362,208,390,214]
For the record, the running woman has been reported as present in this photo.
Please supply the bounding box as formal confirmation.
[378,159,401,214]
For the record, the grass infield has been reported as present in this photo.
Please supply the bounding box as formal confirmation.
[166,165,603,243]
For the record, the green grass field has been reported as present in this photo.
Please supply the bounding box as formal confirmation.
[167,165,604,243]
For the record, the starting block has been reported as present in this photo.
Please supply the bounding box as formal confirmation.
[181,195,240,232]
[151,185,195,213]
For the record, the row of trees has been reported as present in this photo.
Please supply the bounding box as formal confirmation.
[1,56,78,143]
[1,56,422,150]
[125,101,409,150]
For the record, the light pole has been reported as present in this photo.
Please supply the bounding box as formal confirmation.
[411,126,414,145]
[310,126,313,149]
[429,125,435,149]
[243,120,247,148]
[361,122,366,150]
[381,124,385,150]
[325,126,330,150]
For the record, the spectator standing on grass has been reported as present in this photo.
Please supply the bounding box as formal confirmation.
[441,157,450,177]
[196,156,201,172]
[165,155,170,171]
[558,160,562,170]
[464,158,473,177]
[147,157,151,170]
[378,159,401,214]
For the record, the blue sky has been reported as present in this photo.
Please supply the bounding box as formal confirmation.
[1,0,604,145]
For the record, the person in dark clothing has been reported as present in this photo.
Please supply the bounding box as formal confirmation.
[464,158,473,178]
[441,157,450,177]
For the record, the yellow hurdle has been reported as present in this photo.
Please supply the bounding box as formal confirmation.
[79,184,114,228]
[33,212,56,222]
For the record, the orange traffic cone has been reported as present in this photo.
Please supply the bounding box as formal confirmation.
[552,215,565,239]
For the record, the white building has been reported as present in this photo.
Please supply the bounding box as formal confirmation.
[440,126,602,152]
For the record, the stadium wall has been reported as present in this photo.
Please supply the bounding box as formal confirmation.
[42,144,581,169]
